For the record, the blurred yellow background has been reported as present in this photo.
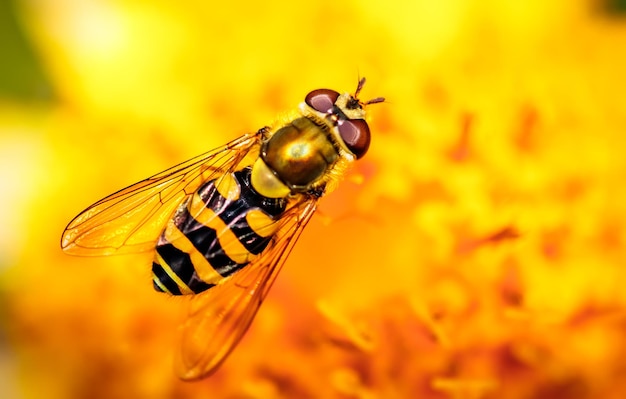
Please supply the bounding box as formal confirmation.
[2,0,626,398]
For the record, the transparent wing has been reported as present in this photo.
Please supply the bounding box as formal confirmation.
[61,132,263,256]
[175,196,320,381]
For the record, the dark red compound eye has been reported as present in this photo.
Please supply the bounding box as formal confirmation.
[338,119,371,159]
[305,89,340,114]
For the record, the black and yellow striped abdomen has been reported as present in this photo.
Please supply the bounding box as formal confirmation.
[152,167,286,295]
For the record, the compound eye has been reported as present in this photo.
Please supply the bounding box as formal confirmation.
[338,119,371,159]
[305,89,340,114]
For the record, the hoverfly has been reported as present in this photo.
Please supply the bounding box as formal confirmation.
[61,78,384,380]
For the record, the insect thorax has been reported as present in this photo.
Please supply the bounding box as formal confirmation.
[251,115,350,198]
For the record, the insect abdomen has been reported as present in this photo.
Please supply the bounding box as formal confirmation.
[152,167,286,295]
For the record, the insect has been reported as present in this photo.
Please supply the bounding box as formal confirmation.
[61,78,384,380]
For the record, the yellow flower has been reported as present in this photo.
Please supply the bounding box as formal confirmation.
[2,1,626,398]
